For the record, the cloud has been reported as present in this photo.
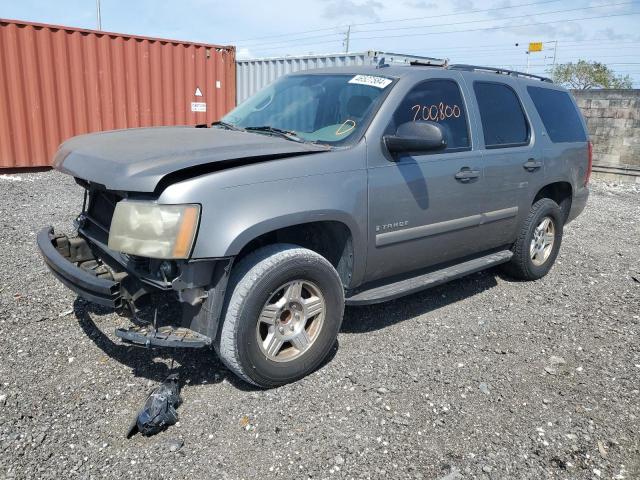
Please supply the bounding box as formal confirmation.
[452,0,474,11]
[588,0,629,10]
[488,0,513,18]
[322,0,384,20]
[498,15,586,41]
[403,0,437,8]
[236,47,254,60]
[594,27,640,42]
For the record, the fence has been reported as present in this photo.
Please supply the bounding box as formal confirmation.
[573,89,640,183]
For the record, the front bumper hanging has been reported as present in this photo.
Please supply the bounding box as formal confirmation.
[38,225,232,349]
[37,226,123,308]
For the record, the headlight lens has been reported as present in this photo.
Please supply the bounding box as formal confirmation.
[108,201,200,259]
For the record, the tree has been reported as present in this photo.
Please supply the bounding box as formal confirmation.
[548,60,633,89]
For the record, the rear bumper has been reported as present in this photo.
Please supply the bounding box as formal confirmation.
[567,186,589,224]
[37,226,122,308]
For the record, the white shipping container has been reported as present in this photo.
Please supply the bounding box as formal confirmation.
[236,51,442,104]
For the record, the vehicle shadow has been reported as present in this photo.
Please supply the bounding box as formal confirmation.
[73,298,256,391]
[73,297,338,391]
[341,268,501,334]
[72,267,502,388]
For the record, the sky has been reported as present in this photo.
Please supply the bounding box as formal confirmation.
[1,0,639,85]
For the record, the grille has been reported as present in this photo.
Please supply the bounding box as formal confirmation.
[87,189,121,231]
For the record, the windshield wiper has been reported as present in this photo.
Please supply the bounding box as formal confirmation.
[244,126,306,143]
[211,121,245,132]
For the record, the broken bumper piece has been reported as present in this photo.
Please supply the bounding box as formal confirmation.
[37,226,122,308]
[38,225,231,348]
[115,325,211,348]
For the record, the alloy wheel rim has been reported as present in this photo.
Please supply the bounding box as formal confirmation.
[256,280,325,362]
[530,216,555,266]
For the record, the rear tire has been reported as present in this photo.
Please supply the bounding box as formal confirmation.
[503,198,563,281]
[215,244,344,388]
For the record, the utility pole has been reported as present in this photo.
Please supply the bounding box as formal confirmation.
[344,25,351,54]
[551,40,558,66]
[96,0,102,30]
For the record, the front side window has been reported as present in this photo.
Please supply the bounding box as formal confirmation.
[222,74,394,146]
[527,86,587,143]
[388,79,470,151]
[474,82,529,148]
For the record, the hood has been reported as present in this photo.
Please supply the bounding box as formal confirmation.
[55,126,328,192]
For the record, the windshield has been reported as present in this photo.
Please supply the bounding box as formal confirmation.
[221,73,395,146]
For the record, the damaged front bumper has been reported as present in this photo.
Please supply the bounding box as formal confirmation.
[37,226,231,347]
[37,226,124,308]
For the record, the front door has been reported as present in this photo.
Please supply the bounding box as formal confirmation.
[365,77,499,283]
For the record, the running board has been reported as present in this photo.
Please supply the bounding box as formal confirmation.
[115,325,211,348]
[345,250,513,306]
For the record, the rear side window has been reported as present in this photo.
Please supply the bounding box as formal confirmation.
[474,82,529,148]
[389,79,470,151]
[527,86,587,143]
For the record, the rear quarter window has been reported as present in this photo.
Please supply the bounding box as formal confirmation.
[527,86,587,143]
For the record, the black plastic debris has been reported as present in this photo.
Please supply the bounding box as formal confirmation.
[126,374,182,438]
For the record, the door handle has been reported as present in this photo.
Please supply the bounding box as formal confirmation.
[454,168,480,182]
[523,158,543,171]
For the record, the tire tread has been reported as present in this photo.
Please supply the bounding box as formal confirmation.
[504,198,562,280]
[215,244,343,386]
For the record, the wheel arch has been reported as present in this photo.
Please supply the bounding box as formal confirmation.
[227,213,362,289]
[533,181,573,222]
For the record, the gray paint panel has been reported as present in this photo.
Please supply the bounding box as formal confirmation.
[376,207,518,247]
[56,127,326,192]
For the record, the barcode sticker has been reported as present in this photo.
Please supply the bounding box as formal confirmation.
[348,75,393,89]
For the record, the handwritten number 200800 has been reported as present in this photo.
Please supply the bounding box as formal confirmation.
[411,103,461,122]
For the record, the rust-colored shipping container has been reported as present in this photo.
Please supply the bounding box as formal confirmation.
[0,19,236,169]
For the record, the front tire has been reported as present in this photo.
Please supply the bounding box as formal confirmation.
[503,198,564,281]
[215,244,345,388]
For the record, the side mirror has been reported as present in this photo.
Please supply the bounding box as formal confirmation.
[383,121,447,155]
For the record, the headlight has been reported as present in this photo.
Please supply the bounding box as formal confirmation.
[108,201,200,259]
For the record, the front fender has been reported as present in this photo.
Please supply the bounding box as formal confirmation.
[224,209,363,257]
[158,147,368,282]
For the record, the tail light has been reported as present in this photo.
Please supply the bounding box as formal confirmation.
[585,141,593,186]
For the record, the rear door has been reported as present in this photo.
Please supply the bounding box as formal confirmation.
[365,75,494,282]
[468,78,542,244]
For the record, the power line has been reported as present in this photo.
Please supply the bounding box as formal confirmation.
[394,40,640,55]
[354,1,634,34]
[488,63,640,67]
[229,0,567,44]
[448,51,640,59]
[241,1,634,49]
[249,11,640,52]
[400,45,640,57]
[351,11,640,41]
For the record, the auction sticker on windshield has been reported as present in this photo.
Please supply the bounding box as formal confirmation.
[348,75,393,89]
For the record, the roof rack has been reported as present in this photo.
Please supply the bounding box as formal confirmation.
[375,53,448,68]
[448,64,553,83]
[408,57,448,67]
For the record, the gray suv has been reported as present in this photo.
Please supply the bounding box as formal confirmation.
[38,63,590,387]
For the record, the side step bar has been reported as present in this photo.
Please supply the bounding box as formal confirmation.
[116,325,212,349]
[345,250,513,306]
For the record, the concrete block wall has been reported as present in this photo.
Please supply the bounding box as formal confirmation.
[572,89,640,183]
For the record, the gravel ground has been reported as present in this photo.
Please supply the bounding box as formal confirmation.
[0,171,638,480]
